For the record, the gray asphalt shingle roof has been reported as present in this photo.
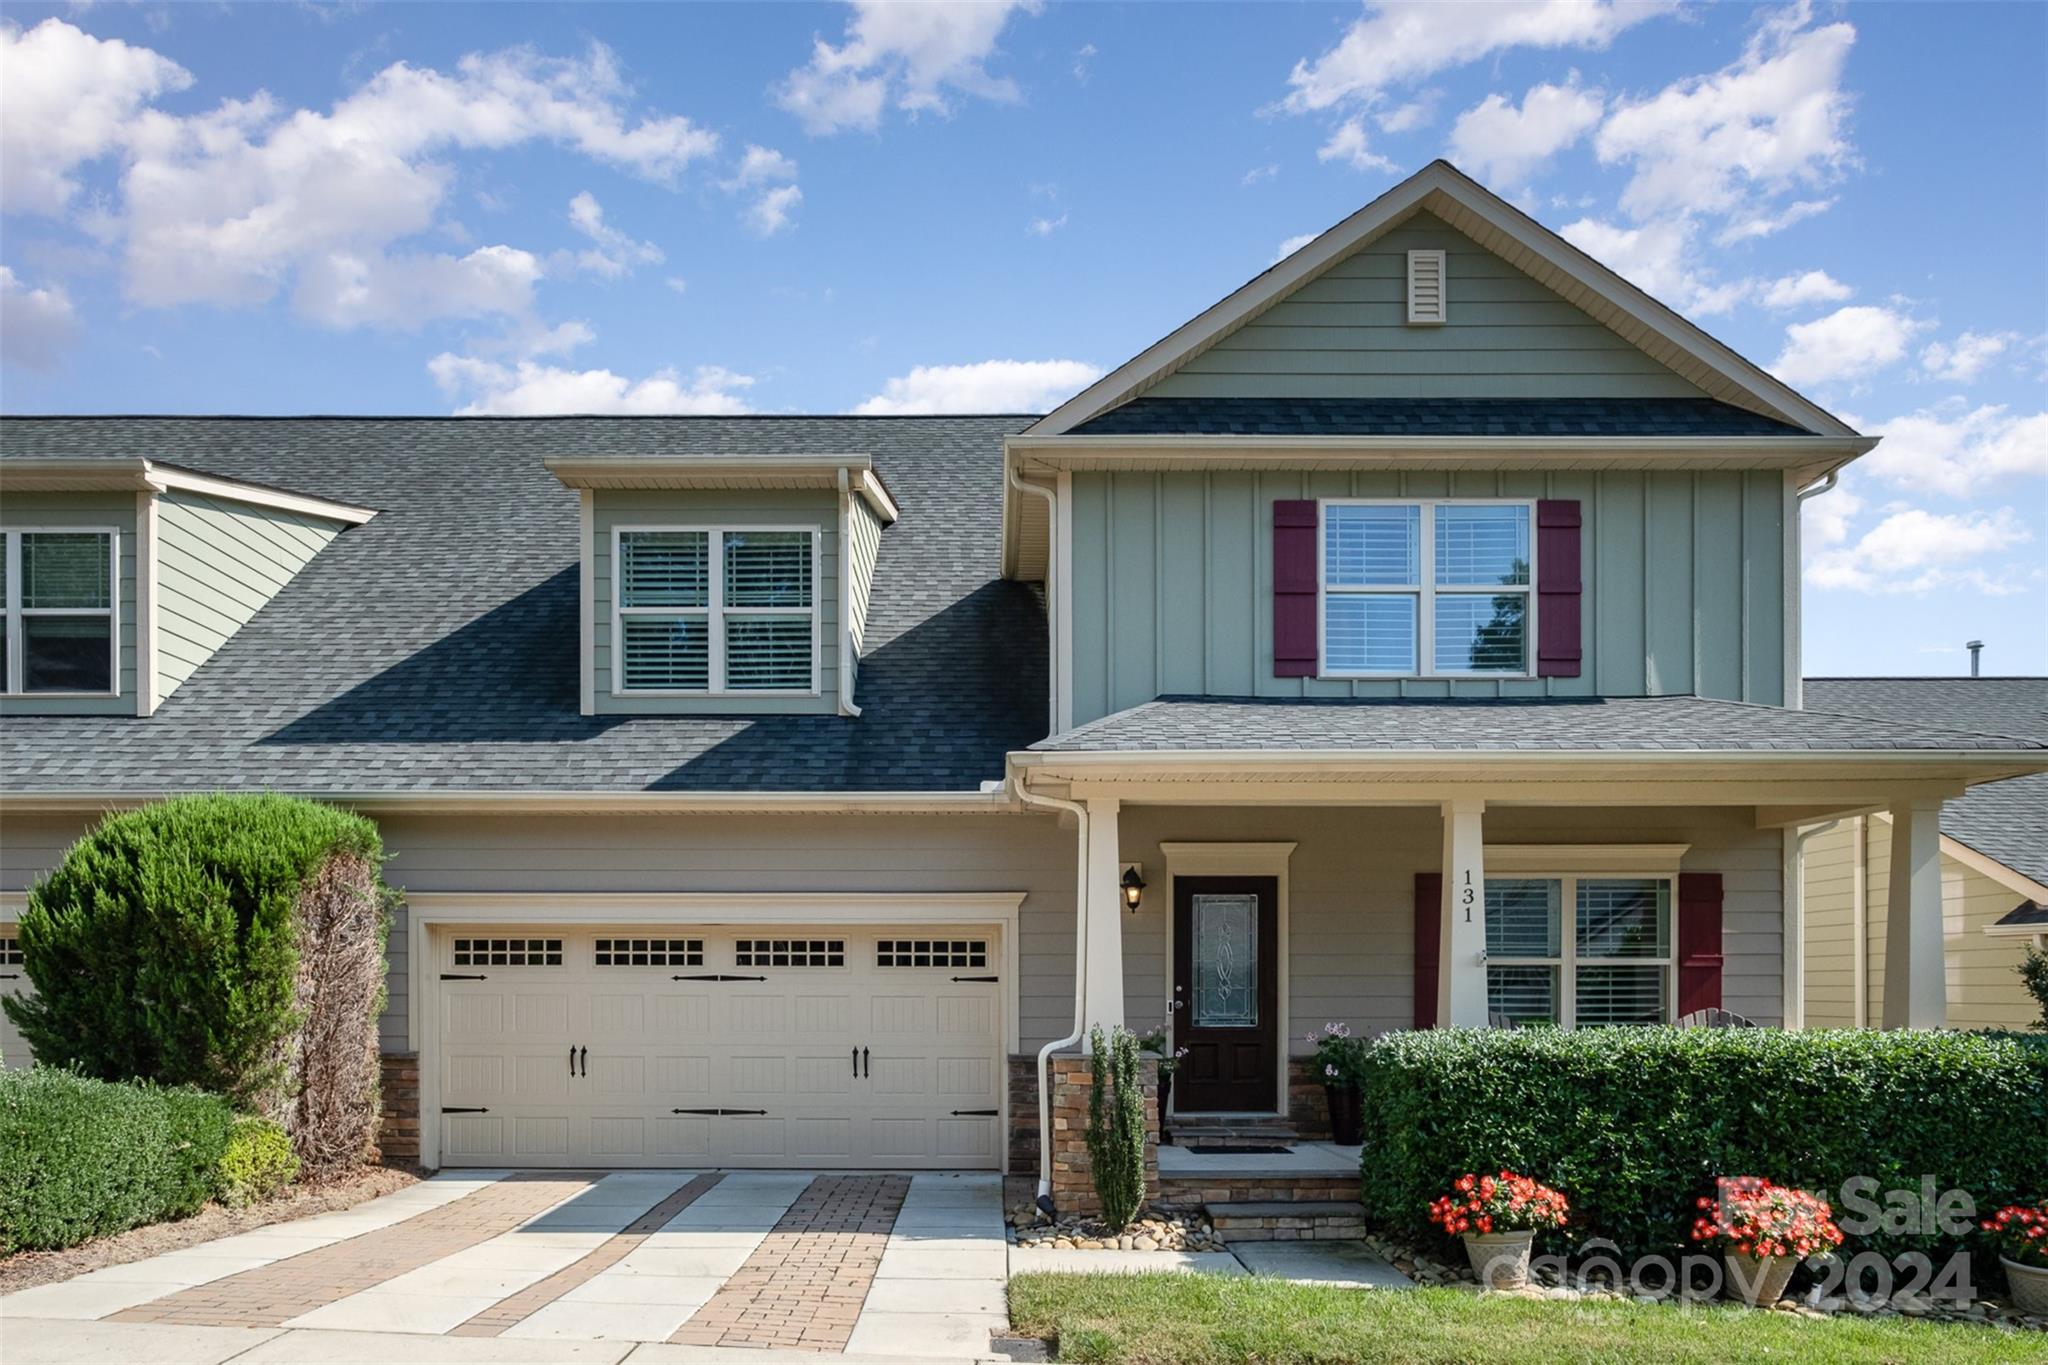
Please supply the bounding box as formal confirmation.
[1068,396,1810,437]
[0,415,1045,793]
[1805,677,2048,888]
[1029,693,2048,754]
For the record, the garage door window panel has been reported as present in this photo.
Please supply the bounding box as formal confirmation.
[452,937,563,967]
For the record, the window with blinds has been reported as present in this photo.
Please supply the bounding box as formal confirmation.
[613,526,816,694]
[1319,502,1531,678]
[1484,875,1673,1028]
[4,529,117,695]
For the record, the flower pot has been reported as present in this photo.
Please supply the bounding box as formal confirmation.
[1723,1251,1798,1308]
[1323,1082,1363,1146]
[1158,1072,1174,1146]
[1462,1230,1535,1289]
[2003,1258,2048,1316]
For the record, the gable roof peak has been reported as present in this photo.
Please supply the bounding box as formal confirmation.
[1029,158,1860,442]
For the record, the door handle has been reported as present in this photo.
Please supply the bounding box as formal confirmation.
[852,1047,859,1077]
[862,1047,870,1078]
[578,1046,588,1077]
[569,1045,577,1078]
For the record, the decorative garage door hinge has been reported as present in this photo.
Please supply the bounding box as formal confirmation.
[950,1109,998,1117]
[671,973,768,982]
[950,974,998,982]
[441,1106,490,1114]
[440,973,487,980]
[669,1107,769,1116]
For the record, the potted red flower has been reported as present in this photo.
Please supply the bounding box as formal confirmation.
[1690,1176,1844,1307]
[1428,1170,1569,1288]
[1981,1199,2048,1314]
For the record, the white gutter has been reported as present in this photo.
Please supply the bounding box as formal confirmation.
[1790,469,1840,713]
[1006,460,1060,736]
[1011,773,1088,1213]
[1017,747,2048,771]
[836,469,861,718]
[0,789,1016,815]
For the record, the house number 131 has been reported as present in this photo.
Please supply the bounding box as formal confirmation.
[1461,870,1475,923]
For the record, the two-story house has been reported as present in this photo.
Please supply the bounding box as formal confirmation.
[4,162,2042,1202]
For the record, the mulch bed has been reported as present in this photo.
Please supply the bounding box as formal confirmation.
[0,1163,420,1293]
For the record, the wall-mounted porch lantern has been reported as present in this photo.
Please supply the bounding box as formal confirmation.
[1120,864,1147,912]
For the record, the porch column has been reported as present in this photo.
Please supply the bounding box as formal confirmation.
[1880,796,1947,1030]
[1082,796,1126,1035]
[1438,798,1489,1028]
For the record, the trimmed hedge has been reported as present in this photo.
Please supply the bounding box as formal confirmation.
[0,1068,234,1253]
[6,793,391,1177]
[1358,1027,2048,1267]
[218,1117,299,1208]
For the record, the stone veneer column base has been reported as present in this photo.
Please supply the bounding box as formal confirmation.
[1047,1052,1159,1217]
[378,1051,420,1163]
[1008,1055,1041,1176]
[1287,1058,1334,1141]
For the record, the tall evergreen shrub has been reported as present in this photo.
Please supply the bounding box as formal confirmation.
[6,794,392,1177]
[1086,1024,1146,1230]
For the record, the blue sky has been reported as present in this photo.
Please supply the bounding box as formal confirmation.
[1,1,2042,677]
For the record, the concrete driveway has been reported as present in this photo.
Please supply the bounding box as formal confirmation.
[0,1169,1010,1364]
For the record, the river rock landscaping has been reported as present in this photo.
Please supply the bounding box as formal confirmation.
[1008,1202,1224,1253]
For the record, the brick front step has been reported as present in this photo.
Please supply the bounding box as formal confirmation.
[1206,1200,1366,1243]
[1160,1175,1359,1205]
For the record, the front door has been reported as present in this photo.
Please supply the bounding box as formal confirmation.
[1172,877,1278,1113]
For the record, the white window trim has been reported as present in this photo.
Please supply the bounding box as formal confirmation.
[609,524,822,698]
[1316,498,1537,681]
[2,527,121,699]
[1485,872,1676,1029]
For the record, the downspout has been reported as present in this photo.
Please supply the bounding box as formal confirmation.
[1012,772,1087,1215]
[1852,816,1869,1028]
[1787,819,1841,1029]
[1789,470,1840,713]
[1006,459,1059,736]
[836,469,861,718]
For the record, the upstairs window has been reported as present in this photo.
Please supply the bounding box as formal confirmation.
[3,529,117,695]
[1319,500,1531,677]
[615,527,817,695]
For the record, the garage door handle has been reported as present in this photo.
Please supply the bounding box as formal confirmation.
[951,975,998,982]
[851,1047,859,1077]
[569,1046,578,1077]
[578,1046,588,1077]
[862,1047,870,1078]
[441,973,487,981]
[443,1106,490,1114]
[671,1108,768,1117]
[672,973,767,982]
[951,1109,998,1117]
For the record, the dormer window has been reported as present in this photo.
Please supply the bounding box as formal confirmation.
[614,526,819,695]
[3,529,117,696]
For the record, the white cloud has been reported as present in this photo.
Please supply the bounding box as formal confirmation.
[1771,304,1925,387]
[0,265,83,368]
[853,358,1102,415]
[776,0,1041,136]
[728,144,798,187]
[1375,93,1439,133]
[104,38,713,327]
[665,276,688,295]
[293,244,543,329]
[1559,216,1747,315]
[1595,4,1856,224]
[1026,212,1068,237]
[1919,331,2016,384]
[1072,43,1097,82]
[1760,269,1851,310]
[1807,506,2033,595]
[1241,163,1279,186]
[1855,401,2048,497]
[429,352,755,415]
[0,18,192,215]
[567,191,663,278]
[1448,78,1603,190]
[746,184,803,237]
[1284,0,1670,114]
[1714,196,1834,244]
[1800,480,1863,549]
[1273,232,1319,265]
[1318,117,1396,173]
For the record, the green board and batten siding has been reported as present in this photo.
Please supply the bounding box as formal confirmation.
[1068,467,1785,724]
[1150,212,1709,401]
[590,488,840,716]
[0,492,138,716]
[845,496,884,697]
[155,490,346,699]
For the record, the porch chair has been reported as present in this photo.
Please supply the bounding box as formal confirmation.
[1676,1007,1758,1029]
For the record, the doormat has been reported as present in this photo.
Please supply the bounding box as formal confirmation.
[1188,1144,1293,1156]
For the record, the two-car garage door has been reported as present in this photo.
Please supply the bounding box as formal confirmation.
[434,925,1003,1169]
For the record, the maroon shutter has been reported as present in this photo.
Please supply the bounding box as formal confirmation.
[1413,872,1442,1029]
[1535,499,1582,678]
[1676,872,1724,1017]
[1273,500,1319,678]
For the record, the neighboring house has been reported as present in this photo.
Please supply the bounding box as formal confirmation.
[1796,677,2048,1032]
[3,163,2043,1191]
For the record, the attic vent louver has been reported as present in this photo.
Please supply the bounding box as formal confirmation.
[1406,248,1447,325]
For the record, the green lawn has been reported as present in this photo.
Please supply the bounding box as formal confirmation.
[1007,1273,2048,1365]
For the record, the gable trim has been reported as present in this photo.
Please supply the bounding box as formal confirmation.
[1028,161,1860,440]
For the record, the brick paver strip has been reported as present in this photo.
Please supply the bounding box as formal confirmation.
[110,1172,605,1328]
[667,1174,910,1352]
[448,1173,726,1337]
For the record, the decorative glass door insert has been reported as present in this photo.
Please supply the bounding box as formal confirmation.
[1191,893,1258,1027]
